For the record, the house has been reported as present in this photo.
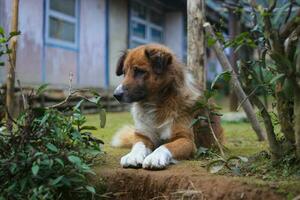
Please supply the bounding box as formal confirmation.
[0,0,188,89]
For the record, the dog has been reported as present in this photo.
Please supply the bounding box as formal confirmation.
[112,44,224,169]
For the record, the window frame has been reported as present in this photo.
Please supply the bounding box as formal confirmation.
[129,0,164,48]
[45,0,79,50]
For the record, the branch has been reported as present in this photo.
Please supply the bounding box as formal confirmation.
[46,73,74,109]
[206,109,225,157]
[284,0,294,23]
[263,10,284,54]
[280,8,300,39]
[236,86,260,111]
[203,22,266,141]
[268,0,277,12]
[285,25,300,59]
[250,95,282,159]
[17,80,28,110]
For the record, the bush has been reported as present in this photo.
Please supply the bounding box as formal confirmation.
[0,94,104,199]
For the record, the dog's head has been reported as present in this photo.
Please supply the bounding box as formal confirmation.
[113,44,173,103]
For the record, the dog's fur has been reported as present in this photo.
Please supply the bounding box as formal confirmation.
[112,44,224,169]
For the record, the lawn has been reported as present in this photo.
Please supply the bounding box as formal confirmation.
[86,112,268,157]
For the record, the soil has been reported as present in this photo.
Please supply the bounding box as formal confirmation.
[91,151,285,200]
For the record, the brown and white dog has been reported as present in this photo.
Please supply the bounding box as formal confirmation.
[112,44,223,169]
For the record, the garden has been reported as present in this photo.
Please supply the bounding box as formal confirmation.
[1,0,300,199]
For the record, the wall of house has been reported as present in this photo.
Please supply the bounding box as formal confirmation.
[0,0,185,89]
[16,0,44,86]
[165,11,184,62]
[78,0,106,88]
[108,0,129,88]
[0,0,106,88]
[44,0,106,88]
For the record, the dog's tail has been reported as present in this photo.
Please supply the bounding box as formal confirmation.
[111,125,136,148]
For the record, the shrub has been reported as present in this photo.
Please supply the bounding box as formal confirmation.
[0,92,104,200]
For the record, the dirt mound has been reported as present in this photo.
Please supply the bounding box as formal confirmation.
[92,161,284,200]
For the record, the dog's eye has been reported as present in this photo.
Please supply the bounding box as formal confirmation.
[133,67,146,77]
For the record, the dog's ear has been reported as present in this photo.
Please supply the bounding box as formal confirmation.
[145,48,172,74]
[116,51,128,76]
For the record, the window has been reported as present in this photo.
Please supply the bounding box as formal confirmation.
[45,0,79,49]
[129,1,164,48]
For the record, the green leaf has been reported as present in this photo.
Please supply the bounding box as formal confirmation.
[269,73,285,84]
[204,90,216,99]
[99,108,106,128]
[227,156,248,163]
[46,143,58,153]
[207,37,217,47]
[0,26,5,35]
[88,96,101,104]
[195,146,209,158]
[85,186,96,194]
[20,178,27,192]
[36,83,49,95]
[209,164,224,173]
[211,70,232,90]
[273,3,290,27]
[0,38,6,43]
[32,164,39,176]
[68,155,81,165]
[9,31,21,37]
[231,166,241,175]
[74,99,84,110]
[54,158,64,167]
[40,113,49,125]
[207,160,225,173]
[50,176,64,186]
[6,49,12,54]
[269,52,293,71]
[236,156,248,163]
[9,163,17,174]
[190,116,208,127]
[190,118,200,127]
[34,152,44,157]
[90,89,101,97]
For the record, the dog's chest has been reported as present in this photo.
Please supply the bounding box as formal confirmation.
[131,103,173,144]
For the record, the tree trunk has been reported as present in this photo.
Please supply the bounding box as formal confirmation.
[276,88,295,144]
[228,2,240,112]
[6,0,19,130]
[203,22,266,141]
[187,0,206,90]
[295,43,300,159]
[251,95,281,159]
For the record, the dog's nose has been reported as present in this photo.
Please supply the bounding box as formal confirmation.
[113,84,124,102]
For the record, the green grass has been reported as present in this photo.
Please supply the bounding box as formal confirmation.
[223,122,268,156]
[86,112,268,157]
[85,112,269,168]
[86,112,133,143]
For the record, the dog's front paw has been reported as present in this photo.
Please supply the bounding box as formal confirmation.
[120,142,151,168]
[142,145,174,169]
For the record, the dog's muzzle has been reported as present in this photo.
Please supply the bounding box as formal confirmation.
[113,84,124,102]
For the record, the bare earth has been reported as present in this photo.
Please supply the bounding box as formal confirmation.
[91,151,284,200]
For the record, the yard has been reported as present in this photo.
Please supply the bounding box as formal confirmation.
[1,0,300,199]
[86,112,300,199]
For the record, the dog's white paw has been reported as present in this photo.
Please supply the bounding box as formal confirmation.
[120,142,151,168]
[142,145,174,169]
